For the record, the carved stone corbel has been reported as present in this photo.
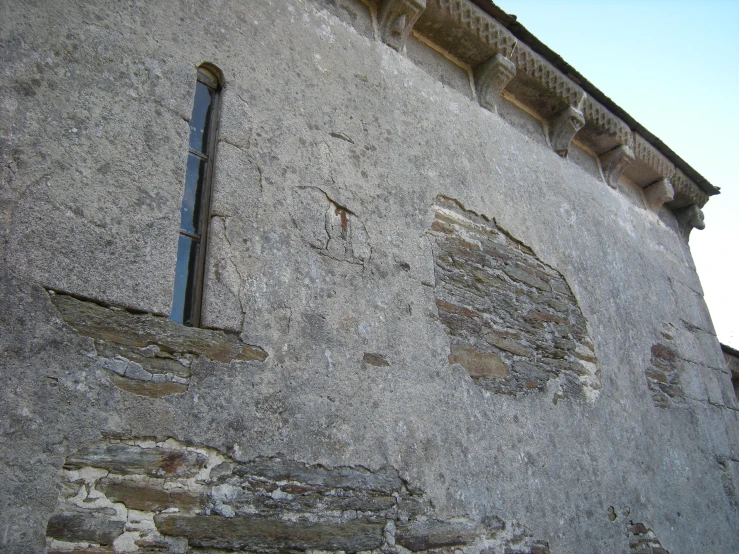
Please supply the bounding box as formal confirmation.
[474,53,516,111]
[549,106,585,158]
[644,178,674,212]
[675,204,705,240]
[378,0,426,51]
[599,145,635,189]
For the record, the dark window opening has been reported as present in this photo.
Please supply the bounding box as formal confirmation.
[170,65,222,326]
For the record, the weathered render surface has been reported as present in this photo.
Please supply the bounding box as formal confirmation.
[0,1,736,552]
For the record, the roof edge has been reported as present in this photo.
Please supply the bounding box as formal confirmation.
[469,0,719,197]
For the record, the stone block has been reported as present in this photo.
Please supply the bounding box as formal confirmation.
[599,144,635,189]
[669,279,715,335]
[51,293,267,363]
[100,480,199,512]
[644,178,674,213]
[679,361,708,402]
[46,514,125,546]
[217,86,252,150]
[474,53,516,111]
[449,343,509,379]
[154,514,385,551]
[549,106,586,158]
[64,443,207,478]
[234,456,403,494]
[108,374,189,397]
[378,0,427,51]
[396,518,487,550]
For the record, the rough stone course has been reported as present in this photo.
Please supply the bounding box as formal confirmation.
[46,438,550,554]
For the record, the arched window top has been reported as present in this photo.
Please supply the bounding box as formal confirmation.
[197,63,224,89]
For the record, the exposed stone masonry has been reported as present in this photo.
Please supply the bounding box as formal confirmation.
[50,293,267,397]
[626,522,670,554]
[46,438,550,554]
[429,197,599,402]
[645,342,684,408]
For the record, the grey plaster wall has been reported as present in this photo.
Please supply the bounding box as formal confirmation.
[1,0,737,552]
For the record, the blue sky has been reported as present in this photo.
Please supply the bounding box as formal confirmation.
[494,0,739,347]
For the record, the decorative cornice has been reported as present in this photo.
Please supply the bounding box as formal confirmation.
[507,43,586,118]
[635,134,675,179]
[468,1,718,200]
[578,95,633,155]
[370,0,718,226]
[669,169,710,210]
[623,133,675,188]
[415,0,517,65]
[378,0,427,51]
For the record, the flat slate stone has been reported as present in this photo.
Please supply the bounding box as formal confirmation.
[108,374,189,397]
[51,294,267,363]
[100,480,199,512]
[64,443,207,478]
[154,514,384,551]
[396,518,485,551]
[233,456,403,494]
[46,513,125,546]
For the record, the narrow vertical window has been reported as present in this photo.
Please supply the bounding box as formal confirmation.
[170,65,221,326]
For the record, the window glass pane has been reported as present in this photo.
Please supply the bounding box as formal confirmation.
[170,235,199,326]
[188,81,215,155]
[180,153,207,235]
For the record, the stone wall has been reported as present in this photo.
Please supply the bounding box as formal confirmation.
[1,1,737,552]
[46,437,551,553]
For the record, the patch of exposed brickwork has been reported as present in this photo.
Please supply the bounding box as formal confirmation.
[47,438,550,553]
[429,196,599,402]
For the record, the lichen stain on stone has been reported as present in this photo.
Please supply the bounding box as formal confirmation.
[429,196,600,402]
[46,437,551,553]
[49,292,268,398]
